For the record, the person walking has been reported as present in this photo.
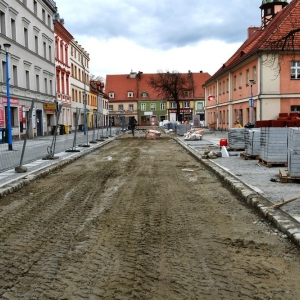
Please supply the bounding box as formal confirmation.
[129,117,137,136]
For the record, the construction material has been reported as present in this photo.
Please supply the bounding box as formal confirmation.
[268,194,300,210]
[244,128,261,156]
[228,128,245,150]
[288,128,300,177]
[259,127,288,165]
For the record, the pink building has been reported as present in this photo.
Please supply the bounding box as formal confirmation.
[204,0,300,129]
[54,18,73,130]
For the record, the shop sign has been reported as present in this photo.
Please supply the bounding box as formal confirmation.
[44,103,56,114]
[2,97,19,105]
[169,109,192,113]
[0,102,4,127]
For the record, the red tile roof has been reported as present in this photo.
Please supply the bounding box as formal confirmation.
[106,72,211,102]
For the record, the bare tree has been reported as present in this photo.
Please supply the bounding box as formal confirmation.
[90,74,104,82]
[148,71,195,122]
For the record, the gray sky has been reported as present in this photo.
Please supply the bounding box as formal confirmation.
[56,0,265,78]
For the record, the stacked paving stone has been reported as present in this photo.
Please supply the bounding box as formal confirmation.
[245,129,261,156]
[260,127,288,163]
[228,128,245,149]
[288,128,300,177]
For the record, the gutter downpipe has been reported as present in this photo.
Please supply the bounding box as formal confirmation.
[258,53,263,121]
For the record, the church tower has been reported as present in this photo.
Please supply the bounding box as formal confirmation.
[260,0,289,28]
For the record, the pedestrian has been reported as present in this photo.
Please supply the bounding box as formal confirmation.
[184,118,189,124]
[129,117,137,136]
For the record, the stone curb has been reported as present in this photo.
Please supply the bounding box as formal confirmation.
[175,137,300,246]
[0,138,114,199]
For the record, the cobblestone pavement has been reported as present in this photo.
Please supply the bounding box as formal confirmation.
[175,129,300,245]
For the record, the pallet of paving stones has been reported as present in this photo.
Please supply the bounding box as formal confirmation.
[240,152,260,160]
[259,158,288,168]
[279,169,300,183]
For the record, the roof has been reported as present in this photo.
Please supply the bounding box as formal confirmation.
[261,0,288,4]
[105,72,211,101]
[206,0,300,83]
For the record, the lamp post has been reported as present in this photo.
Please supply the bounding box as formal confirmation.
[4,43,12,150]
[249,79,255,125]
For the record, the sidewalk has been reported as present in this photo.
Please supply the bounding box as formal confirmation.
[175,129,300,246]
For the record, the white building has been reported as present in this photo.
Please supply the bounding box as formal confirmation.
[70,40,90,131]
[0,0,57,138]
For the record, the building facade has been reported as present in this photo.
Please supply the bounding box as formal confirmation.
[70,39,90,131]
[106,71,210,126]
[54,15,73,133]
[0,0,57,138]
[204,0,300,129]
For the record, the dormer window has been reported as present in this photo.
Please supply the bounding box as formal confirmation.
[141,91,148,97]
[109,92,114,98]
[128,91,133,97]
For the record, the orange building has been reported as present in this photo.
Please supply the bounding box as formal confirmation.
[204,0,300,130]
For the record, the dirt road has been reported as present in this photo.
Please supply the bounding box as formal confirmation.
[1,134,300,299]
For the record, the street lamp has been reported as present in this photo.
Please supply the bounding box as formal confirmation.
[4,43,12,150]
[249,79,255,125]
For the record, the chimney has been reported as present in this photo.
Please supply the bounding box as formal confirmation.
[247,26,259,38]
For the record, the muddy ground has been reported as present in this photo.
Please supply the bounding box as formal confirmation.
[1,134,300,299]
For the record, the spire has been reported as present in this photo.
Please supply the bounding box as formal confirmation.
[260,0,289,28]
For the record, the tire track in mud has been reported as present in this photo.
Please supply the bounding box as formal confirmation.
[1,136,300,299]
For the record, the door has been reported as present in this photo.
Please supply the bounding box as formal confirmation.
[36,110,43,136]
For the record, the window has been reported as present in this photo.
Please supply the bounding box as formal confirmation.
[184,101,190,108]
[150,103,156,110]
[35,36,38,53]
[127,91,133,97]
[23,0,27,5]
[12,66,18,86]
[239,73,242,88]
[25,71,30,89]
[197,102,203,110]
[142,91,148,97]
[141,103,146,111]
[43,42,46,58]
[118,104,123,111]
[246,69,249,85]
[0,11,5,34]
[226,79,229,93]
[233,75,237,90]
[47,14,51,27]
[36,74,40,92]
[2,61,6,82]
[252,66,257,82]
[49,45,52,62]
[42,9,45,23]
[49,80,53,95]
[160,103,165,110]
[129,104,133,111]
[34,1,37,14]
[44,78,48,94]
[11,19,16,41]
[24,28,28,48]
[109,105,113,111]
[184,91,190,96]
[109,92,114,98]
[170,102,176,109]
[291,61,300,79]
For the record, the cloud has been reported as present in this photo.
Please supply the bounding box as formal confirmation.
[78,36,241,79]
[57,0,262,49]
[56,0,263,77]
